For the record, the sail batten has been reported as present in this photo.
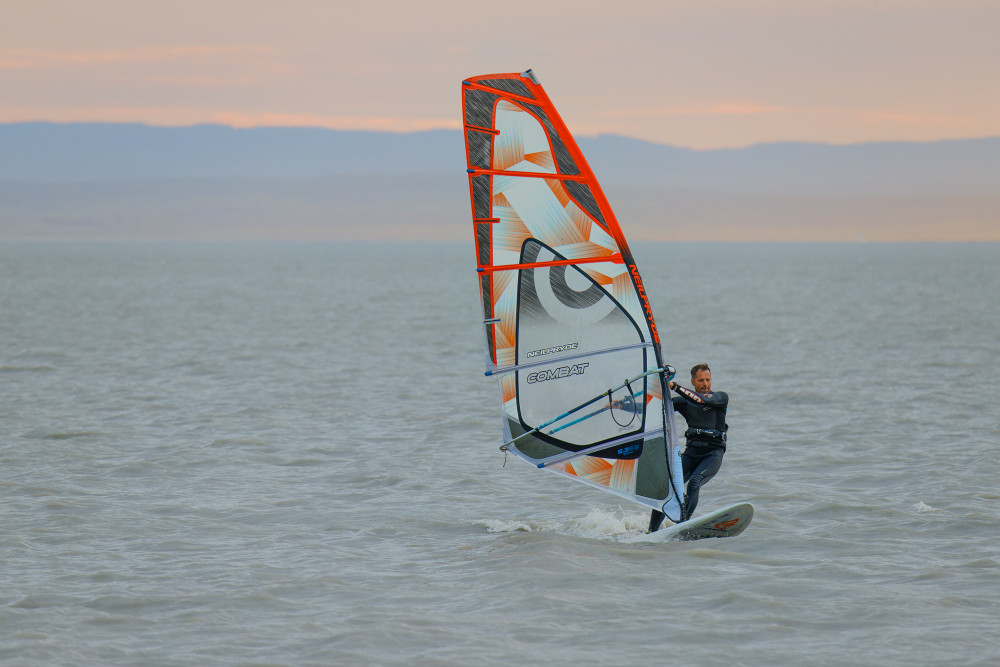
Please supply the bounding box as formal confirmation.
[485,341,655,377]
[477,255,624,274]
[463,70,686,522]
[468,168,589,182]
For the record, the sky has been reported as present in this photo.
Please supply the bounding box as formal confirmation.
[2,0,999,149]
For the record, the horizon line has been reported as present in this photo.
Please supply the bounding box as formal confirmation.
[2,237,998,244]
[2,120,999,152]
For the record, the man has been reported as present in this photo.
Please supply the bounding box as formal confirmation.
[648,363,729,533]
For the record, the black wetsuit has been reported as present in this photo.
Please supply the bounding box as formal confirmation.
[648,385,729,532]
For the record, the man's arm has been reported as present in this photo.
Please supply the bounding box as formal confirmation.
[670,383,728,407]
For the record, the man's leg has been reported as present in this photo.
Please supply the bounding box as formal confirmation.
[648,448,725,532]
[677,451,697,521]
[648,451,702,528]
[683,449,724,518]
[647,452,702,531]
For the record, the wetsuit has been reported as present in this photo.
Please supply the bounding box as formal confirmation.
[648,385,729,532]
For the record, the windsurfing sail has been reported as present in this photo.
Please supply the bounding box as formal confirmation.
[462,69,686,523]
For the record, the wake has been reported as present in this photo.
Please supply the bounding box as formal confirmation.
[477,507,678,543]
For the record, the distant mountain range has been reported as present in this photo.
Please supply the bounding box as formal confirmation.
[1,123,998,241]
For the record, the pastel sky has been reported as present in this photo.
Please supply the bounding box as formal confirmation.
[3,0,999,148]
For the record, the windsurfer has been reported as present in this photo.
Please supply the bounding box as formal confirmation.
[648,363,729,532]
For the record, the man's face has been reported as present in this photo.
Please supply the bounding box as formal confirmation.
[692,369,712,394]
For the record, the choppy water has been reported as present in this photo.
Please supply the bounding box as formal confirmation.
[1,241,998,666]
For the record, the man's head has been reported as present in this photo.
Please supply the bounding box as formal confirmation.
[690,363,712,393]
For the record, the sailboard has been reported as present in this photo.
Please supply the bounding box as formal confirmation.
[659,502,754,540]
[461,69,750,537]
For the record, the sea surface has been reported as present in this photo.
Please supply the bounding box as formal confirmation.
[1,241,998,666]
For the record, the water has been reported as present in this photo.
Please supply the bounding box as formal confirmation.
[1,241,998,666]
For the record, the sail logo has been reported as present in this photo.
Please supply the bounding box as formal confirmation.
[617,443,640,457]
[526,363,589,384]
[526,342,579,359]
[630,264,660,345]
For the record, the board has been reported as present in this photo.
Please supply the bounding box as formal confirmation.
[659,502,754,540]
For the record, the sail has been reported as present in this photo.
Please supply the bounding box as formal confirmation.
[462,70,686,522]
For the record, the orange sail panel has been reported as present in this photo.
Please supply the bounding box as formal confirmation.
[462,70,685,521]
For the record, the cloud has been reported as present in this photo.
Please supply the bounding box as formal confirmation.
[703,103,794,116]
[597,102,798,121]
[0,45,276,69]
[209,111,460,133]
[0,59,32,70]
[857,109,985,131]
[0,105,460,133]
